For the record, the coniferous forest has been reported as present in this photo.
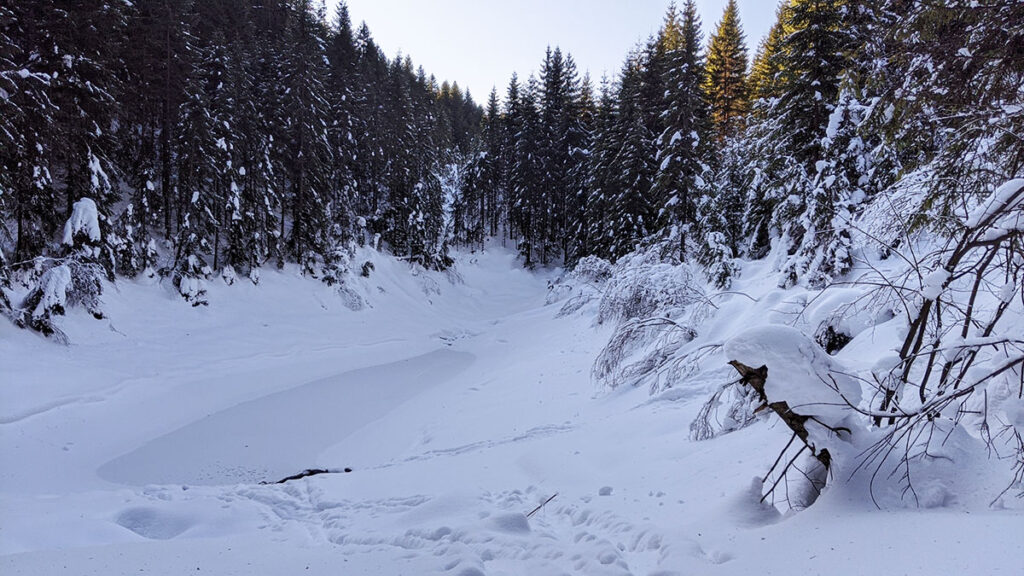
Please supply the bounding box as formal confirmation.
[2,0,482,320]
[3,1,1024,571]
[2,1,1022,325]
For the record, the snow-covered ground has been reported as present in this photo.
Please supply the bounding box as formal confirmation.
[2,244,1021,575]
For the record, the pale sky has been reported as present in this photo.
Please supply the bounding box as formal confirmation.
[340,1,780,102]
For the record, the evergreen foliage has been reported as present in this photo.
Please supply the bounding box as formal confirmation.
[703,0,748,141]
[2,0,1022,338]
[0,0,483,331]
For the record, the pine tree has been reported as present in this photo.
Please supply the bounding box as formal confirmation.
[651,0,709,258]
[538,47,566,263]
[772,0,861,286]
[776,0,855,166]
[564,71,596,265]
[605,52,658,260]
[172,43,223,303]
[281,0,334,274]
[536,47,587,264]
[351,23,391,229]
[732,3,799,262]
[459,87,504,249]
[748,1,790,106]
[481,87,506,239]
[508,75,543,265]
[873,0,1024,228]
[584,76,620,260]
[0,4,14,312]
[324,0,358,237]
[703,0,749,141]
[8,1,127,279]
[1,3,59,264]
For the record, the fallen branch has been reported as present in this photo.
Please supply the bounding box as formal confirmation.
[262,467,353,485]
[729,360,835,470]
[526,493,558,518]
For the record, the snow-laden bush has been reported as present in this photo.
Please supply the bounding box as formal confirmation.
[17,260,105,342]
[221,265,238,286]
[546,255,612,314]
[572,255,614,284]
[720,325,862,509]
[597,245,699,325]
[337,283,366,311]
[12,198,109,340]
[62,197,101,250]
[590,176,1024,511]
[698,230,740,289]
[24,264,71,333]
[690,379,765,441]
[590,241,714,392]
[851,179,1024,504]
[173,254,210,307]
[803,287,897,355]
[321,238,355,287]
[593,316,700,392]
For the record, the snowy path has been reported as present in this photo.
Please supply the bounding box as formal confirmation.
[2,247,1022,574]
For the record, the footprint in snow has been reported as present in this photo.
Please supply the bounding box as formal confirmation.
[115,506,194,540]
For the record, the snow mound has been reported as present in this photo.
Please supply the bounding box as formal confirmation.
[724,325,861,421]
[488,513,529,534]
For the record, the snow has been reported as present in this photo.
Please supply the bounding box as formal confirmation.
[724,325,860,421]
[61,197,101,245]
[825,103,843,141]
[921,268,950,300]
[2,244,1022,575]
[30,264,71,320]
[965,178,1024,228]
[998,280,1016,303]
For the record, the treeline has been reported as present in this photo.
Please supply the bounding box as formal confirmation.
[1,0,481,315]
[460,0,1023,284]
[2,0,1022,335]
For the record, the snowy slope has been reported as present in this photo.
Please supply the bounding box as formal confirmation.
[2,243,1022,575]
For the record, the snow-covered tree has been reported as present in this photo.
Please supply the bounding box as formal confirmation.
[703,0,748,142]
[651,0,708,258]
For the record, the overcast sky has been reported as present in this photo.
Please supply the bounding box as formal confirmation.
[340,1,780,102]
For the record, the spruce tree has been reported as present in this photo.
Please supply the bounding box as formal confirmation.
[703,0,749,141]
[324,1,359,246]
[748,1,790,106]
[351,23,391,228]
[776,0,855,165]
[173,38,228,302]
[584,76,620,260]
[509,75,543,265]
[1,3,59,263]
[606,52,657,260]
[652,0,709,258]
[481,87,506,239]
[281,0,334,274]
[771,0,860,286]
[564,72,596,265]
